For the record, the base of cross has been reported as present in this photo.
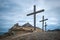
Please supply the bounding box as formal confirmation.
[34,27,36,30]
[42,29,47,32]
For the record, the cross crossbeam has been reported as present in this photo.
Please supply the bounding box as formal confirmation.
[27,9,44,16]
[27,5,44,30]
[40,19,48,22]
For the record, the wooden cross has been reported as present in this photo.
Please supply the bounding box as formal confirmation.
[45,22,47,32]
[40,16,48,31]
[27,5,44,30]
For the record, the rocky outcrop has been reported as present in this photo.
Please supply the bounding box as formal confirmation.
[22,23,33,27]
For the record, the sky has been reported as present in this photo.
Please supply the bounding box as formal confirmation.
[0,0,60,32]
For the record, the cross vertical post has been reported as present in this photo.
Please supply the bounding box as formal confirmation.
[34,5,36,30]
[42,16,44,31]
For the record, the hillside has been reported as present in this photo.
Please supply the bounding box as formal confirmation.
[9,23,42,32]
[0,23,42,39]
[0,31,60,40]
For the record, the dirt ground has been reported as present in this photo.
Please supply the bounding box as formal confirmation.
[0,31,60,40]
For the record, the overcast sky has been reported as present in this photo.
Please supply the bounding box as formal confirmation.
[0,0,60,32]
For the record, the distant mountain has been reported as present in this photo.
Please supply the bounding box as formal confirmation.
[22,23,33,27]
[48,29,60,31]
[0,32,5,35]
[53,29,60,31]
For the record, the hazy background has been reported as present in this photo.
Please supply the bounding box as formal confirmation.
[0,0,60,33]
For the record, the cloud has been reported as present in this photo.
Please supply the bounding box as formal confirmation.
[43,0,60,8]
[0,0,60,32]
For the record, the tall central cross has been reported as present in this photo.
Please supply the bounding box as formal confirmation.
[40,16,48,31]
[27,5,44,30]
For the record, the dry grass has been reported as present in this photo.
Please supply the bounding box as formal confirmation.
[12,31,60,40]
[1,31,60,40]
[23,26,42,32]
[0,26,42,39]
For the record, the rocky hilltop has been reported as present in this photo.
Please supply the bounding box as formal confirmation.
[0,23,42,39]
